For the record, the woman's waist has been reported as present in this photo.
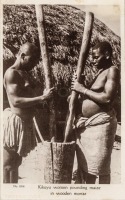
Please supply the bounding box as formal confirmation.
[10,107,35,120]
[82,99,113,118]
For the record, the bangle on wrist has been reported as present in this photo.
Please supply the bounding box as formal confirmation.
[84,88,88,95]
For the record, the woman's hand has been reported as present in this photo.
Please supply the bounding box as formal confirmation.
[42,87,55,101]
[71,81,86,94]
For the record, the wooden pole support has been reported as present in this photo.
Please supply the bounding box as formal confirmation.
[35,5,56,141]
[64,12,94,142]
[33,117,44,143]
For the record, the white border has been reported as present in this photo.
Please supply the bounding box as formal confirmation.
[0,0,125,199]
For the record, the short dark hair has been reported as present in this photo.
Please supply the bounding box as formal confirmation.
[93,41,112,56]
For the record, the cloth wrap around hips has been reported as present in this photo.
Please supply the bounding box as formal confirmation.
[75,109,117,176]
[3,108,37,157]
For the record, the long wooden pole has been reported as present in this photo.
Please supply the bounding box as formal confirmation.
[64,12,94,142]
[35,5,56,141]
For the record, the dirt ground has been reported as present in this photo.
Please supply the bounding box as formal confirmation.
[19,124,121,184]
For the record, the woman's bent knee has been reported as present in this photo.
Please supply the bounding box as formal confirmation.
[4,165,13,172]
[3,147,22,168]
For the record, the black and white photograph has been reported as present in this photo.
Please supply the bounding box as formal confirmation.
[1,0,125,199]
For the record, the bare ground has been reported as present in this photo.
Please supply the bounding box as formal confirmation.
[19,124,121,184]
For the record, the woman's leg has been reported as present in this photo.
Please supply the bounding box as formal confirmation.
[3,147,22,183]
[99,174,110,184]
[86,173,96,184]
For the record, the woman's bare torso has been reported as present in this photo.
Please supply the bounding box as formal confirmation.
[5,70,36,120]
[82,69,112,118]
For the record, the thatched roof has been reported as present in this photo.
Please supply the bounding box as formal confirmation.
[3,5,120,87]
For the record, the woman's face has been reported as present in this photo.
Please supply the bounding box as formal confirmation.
[92,48,107,69]
[21,53,39,71]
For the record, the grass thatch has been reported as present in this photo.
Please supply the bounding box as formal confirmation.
[3,5,121,139]
[3,5,120,82]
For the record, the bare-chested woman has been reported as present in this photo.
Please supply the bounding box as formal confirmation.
[3,42,54,183]
[71,41,119,184]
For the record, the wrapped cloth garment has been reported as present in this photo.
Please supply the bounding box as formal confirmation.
[3,108,37,157]
[76,109,117,176]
